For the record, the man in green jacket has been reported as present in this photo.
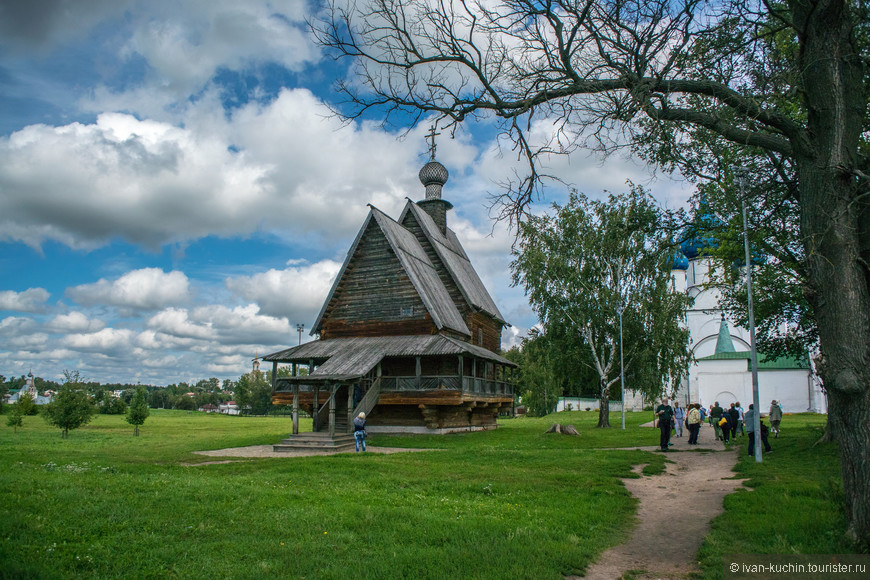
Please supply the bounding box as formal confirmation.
[769,400,783,437]
[710,402,724,441]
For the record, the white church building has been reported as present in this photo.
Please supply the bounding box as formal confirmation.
[665,238,826,414]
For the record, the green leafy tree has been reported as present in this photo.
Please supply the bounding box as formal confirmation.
[172,395,196,411]
[7,401,24,433]
[42,371,95,439]
[126,386,150,436]
[512,187,692,427]
[148,388,171,409]
[235,370,272,415]
[15,392,38,416]
[516,330,564,417]
[100,395,128,415]
[0,376,7,414]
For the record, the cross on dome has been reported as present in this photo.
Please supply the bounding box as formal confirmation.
[425,125,440,161]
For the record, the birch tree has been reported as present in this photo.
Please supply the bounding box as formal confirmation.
[511,187,691,427]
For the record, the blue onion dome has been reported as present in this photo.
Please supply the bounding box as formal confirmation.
[732,251,766,269]
[679,234,704,259]
[671,250,689,270]
[680,196,721,259]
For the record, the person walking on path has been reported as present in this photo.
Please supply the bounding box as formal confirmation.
[728,403,740,440]
[673,401,686,438]
[655,398,674,451]
[744,404,772,455]
[736,402,745,437]
[769,400,783,437]
[687,403,702,445]
[353,412,367,452]
[719,414,733,444]
[710,402,724,441]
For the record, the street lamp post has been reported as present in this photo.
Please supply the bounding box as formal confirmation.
[296,323,305,346]
[617,304,626,430]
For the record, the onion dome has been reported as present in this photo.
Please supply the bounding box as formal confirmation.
[732,250,766,269]
[680,197,721,259]
[671,250,689,271]
[419,160,449,200]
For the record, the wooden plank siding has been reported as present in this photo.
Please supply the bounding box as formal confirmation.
[321,220,435,340]
[468,312,503,352]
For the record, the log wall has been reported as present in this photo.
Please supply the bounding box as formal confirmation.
[321,220,436,339]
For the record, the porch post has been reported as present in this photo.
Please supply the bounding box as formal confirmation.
[328,384,336,438]
[313,386,319,432]
[271,361,277,393]
[347,383,354,434]
[292,384,299,435]
[415,356,422,389]
[458,355,464,392]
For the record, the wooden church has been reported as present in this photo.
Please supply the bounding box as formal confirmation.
[264,146,516,449]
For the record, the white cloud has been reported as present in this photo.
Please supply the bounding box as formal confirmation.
[225,259,340,319]
[121,0,315,97]
[0,288,50,312]
[0,91,439,251]
[0,318,48,349]
[146,308,215,341]
[147,303,294,347]
[0,114,274,249]
[189,304,295,345]
[46,312,107,333]
[0,316,38,335]
[63,328,136,353]
[66,268,190,310]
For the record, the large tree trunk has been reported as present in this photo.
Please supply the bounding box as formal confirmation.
[794,0,870,547]
[597,381,611,428]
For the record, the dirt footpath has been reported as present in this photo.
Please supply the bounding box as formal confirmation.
[573,423,747,580]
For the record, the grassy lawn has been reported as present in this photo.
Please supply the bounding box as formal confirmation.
[696,414,859,577]
[0,409,856,579]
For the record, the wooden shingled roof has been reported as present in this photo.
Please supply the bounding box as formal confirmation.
[400,201,506,324]
[312,200,505,338]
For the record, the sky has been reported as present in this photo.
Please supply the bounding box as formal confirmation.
[0,0,693,387]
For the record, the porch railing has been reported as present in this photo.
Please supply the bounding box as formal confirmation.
[275,376,513,397]
[377,375,513,396]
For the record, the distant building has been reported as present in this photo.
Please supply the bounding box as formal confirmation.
[7,371,52,405]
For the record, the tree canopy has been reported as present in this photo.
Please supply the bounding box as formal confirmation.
[512,187,691,426]
[42,371,95,439]
[126,386,150,436]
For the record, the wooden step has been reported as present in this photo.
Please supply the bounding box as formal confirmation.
[273,432,356,452]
